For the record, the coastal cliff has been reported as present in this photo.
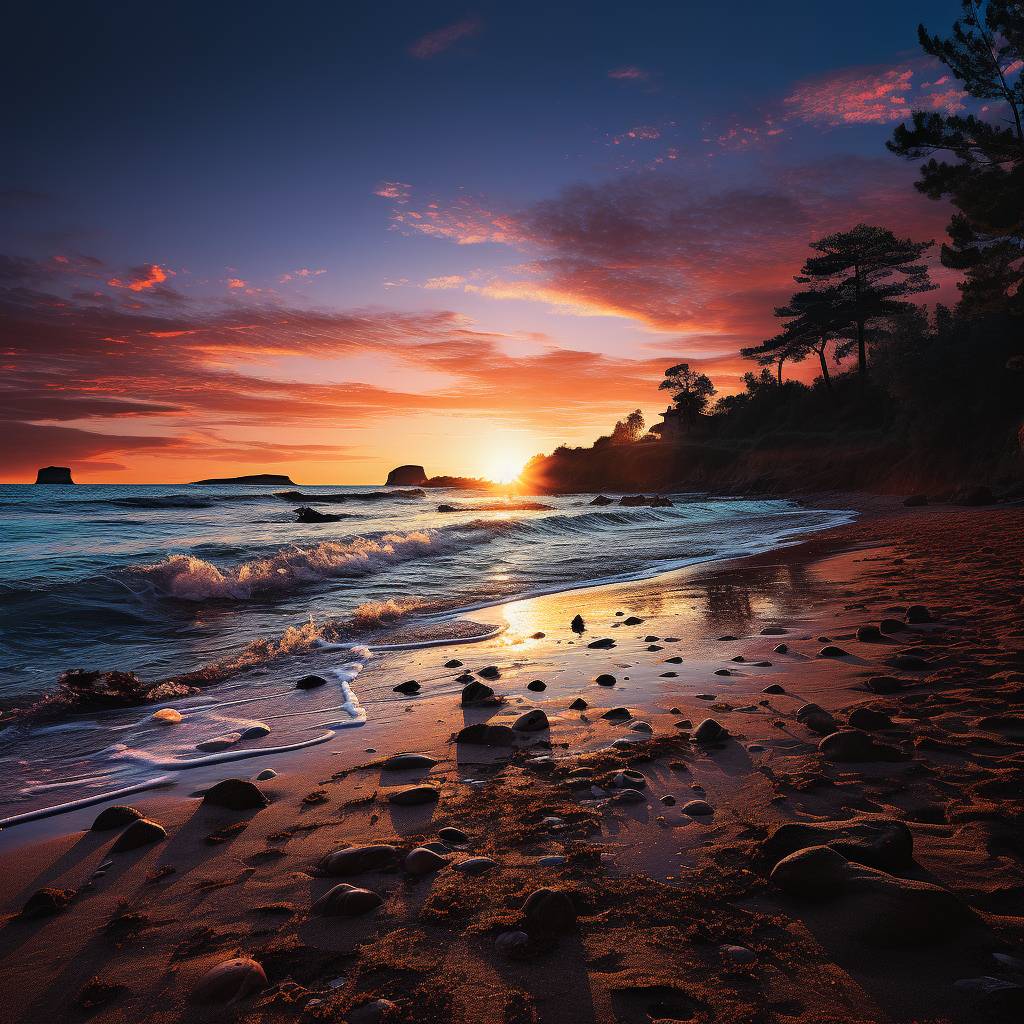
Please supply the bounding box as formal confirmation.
[34,466,74,484]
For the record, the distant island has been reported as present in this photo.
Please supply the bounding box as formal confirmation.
[34,466,74,484]
[384,465,494,489]
[190,473,295,486]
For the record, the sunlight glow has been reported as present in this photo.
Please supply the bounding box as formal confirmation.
[486,450,528,484]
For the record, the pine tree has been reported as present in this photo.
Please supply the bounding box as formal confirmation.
[795,225,935,376]
[887,0,1023,311]
[658,364,716,424]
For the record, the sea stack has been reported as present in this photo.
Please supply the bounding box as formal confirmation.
[385,464,428,486]
[35,466,74,484]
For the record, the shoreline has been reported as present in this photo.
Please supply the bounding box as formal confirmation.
[1,498,1022,1023]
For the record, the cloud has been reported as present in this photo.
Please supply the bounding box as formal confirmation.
[784,62,967,126]
[409,16,482,59]
[423,274,466,289]
[608,66,650,82]
[107,263,172,292]
[279,267,327,283]
[374,181,412,203]
[226,278,248,289]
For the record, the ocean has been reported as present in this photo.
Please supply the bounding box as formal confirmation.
[0,483,852,824]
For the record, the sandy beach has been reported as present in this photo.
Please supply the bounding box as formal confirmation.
[1,498,1022,1024]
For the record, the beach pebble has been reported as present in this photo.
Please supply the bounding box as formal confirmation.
[905,604,933,624]
[393,680,420,694]
[714,669,732,676]
[866,675,906,694]
[197,732,242,752]
[693,718,728,743]
[660,794,676,806]
[240,723,270,739]
[456,723,516,746]
[761,627,787,635]
[455,672,475,683]
[512,709,549,732]
[388,785,439,806]
[570,614,585,633]
[695,693,716,701]
[588,638,616,649]
[716,635,738,641]
[404,847,446,875]
[522,887,576,933]
[569,697,588,710]
[438,826,468,844]
[748,744,766,752]
[312,883,383,916]
[879,618,906,634]
[613,769,646,788]
[849,707,894,731]
[762,684,785,695]
[648,645,664,652]
[531,631,545,639]
[495,930,530,959]
[151,708,182,724]
[19,887,74,918]
[890,654,930,670]
[601,707,633,721]
[630,720,653,733]
[817,645,850,658]
[610,738,638,749]
[773,643,789,654]
[444,659,463,668]
[537,855,566,867]
[320,844,398,875]
[856,625,884,642]
[202,778,269,810]
[193,957,267,1003]
[527,680,546,692]
[478,665,501,679]
[454,856,496,875]
[623,616,644,625]
[613,788,646,803]
[461,680,495,705]
[255,768,278,780]
[595,673,616,686]
[295,674,327,690]
[91,805,144,831]
[111,818,166,852]
[682,799,713,816]
[383,752,438,770]
[665,656,684,664]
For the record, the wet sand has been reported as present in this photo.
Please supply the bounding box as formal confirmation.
[1,498,1022,1023]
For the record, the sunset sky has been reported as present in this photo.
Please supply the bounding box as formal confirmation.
[2,0,972,484]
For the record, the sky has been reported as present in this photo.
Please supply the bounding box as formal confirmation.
[1,0,976,484]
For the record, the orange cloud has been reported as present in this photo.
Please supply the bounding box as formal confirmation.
[374,181,411,203]
[107,263,171,292]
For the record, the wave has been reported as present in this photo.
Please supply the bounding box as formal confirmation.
[274,488,425,502]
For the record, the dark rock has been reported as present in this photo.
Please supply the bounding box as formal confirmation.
[890,654,930,670]
[512,709,549,732]
[522,887,576,933]
[571,614,585,633]
[856,625,884,642]
[444,659,463,669]
[760,816,913,872]
[455,672,476,684]
[385,465,428,486]
[903,494,928,507]
[953,485,994,506]
[569,697,588,710]
[613,788,646,803]
[35,466,74,484]
[438,826,468,844]
[714,669,731,676]
[455,856,497,875]
[436,504,459,512]
[111,818,167,852]
[587,638,616,649]
[819,730,903,762]
[461,680,495,705]
[456,723,516,746]
[312,883,383,916]
[320,844,398,875]
[761,626,787,635]
[681,799,713,816]
[596,673,616,686]
[294,506,344,523]
[295,674,327,690]
[623,616,644,625]
[601,707,633,721]
[797,703,838,735]
[202,778,269,810]
[388,785,439,806]
[20,887,74,918]
[866,675,907,694]
[382,753,438,770]
[665,656,684,664]
[693,718,728,743]
[404,847,446,875]
[531,631,545,639]
[879,619,906,634]
[478,666,501,680]
[91,805,144,831]
[771,844,851,899]
[717,635,738,641]
[527,679,546,692]
[762,684,785,695]
[240,723,270,739]
[849,707,894,730]
[817,645,850,658]
[905,605,933,624]
[192,957,267,1003]
[495,930,530,958]
[590,495,614,506]
[773,643,789,654]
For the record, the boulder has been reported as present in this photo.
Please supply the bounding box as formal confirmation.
[294,506,344,523]
[394,679,420,694]
[91,805,144,831]
[856,625,884,642]
[905,604,933,624]
[201,779,269,810]
[193,957,267,1003]
[693,718,728,744]
[590,495,614,506]
[320,844,399,875]
[587,638,616,649]
[20,887,74,918]
[865,675,906,694]
[460,680,495,705]
[404,847,446,875]
[595,673,616,686]
[385,465,428,486]
[849,707,894,731]
[527,679,546,692]
[819,730,903,762]
[388,785,439,806]
[295,674,327,690]
[569,697,588,710]
[478,665,501,680]
[570,614,585,633]
[111,818,167,852]
[760,816,913,872]
[771,844,850,899]
[382,753,438,770]
[454,856,497,875]
[312,883,383,916]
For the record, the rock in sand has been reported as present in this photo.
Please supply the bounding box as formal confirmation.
[193,957,267,1003]
[91,805,144,831]
[522,887,576,933]
[295,674,327,690]
[512,709,549,732]
[202,778,269,810]
[819,729,902,762]
[404,847,446,875]
[388,785,439,806]
[312,883,383,916]
[319,844,398,875]
[111,818,166,852]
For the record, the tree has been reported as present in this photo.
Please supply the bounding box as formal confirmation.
[611,409,646,443]
[887,1,1023,312]
[658,363,716,424]
[796,224,935,377]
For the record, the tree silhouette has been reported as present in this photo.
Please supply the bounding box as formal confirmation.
[887,0,1023,312]
[796,224,935,377]
[659,363,716,424]
[611,409,646,442]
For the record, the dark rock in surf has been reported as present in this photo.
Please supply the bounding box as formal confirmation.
[35,466,74,484]
[590,495,613,506]
[385,465,428,487]
[295,674,327,690]
[294,506,344,523]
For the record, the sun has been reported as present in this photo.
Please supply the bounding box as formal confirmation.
[487,451,527,485]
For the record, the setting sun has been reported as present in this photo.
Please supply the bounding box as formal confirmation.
[486,451,528,484]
